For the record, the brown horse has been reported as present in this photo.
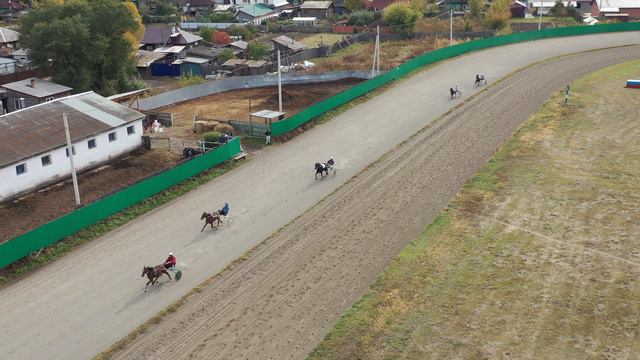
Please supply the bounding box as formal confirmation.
[201,211,221,231]
[142,265,171,292]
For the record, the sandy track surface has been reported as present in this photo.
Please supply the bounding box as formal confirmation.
[0,34,638,360]
[111,46,640,359]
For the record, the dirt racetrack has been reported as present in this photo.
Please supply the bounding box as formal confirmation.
[109,46,640,359]
[2,34,640,360]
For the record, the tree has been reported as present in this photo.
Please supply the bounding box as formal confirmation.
[468,0,486,19]
[213,31,231,45]
[20,0,145,96]
[154,0,176,16]
[550,0,566,18]
[217,48,235,65]
[247,42,270,60]
[200,27,215,42]
[383,3,420,39]
[344,0,363,12]
[409,0,426,16]
[485,0,511,29]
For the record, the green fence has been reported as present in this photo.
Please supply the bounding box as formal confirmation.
[0,137,241,269]
[271,22,640,136]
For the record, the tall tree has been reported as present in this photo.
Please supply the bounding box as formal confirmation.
[485,0,511,29]
[344,0,363,12]
[468,0,486,19]
[20,0,145,96]
[383,3,420,39]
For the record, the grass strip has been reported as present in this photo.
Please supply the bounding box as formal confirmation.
[0,159,244,287]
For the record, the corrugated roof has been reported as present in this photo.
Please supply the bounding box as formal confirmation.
[153,45,186,54]
[300,1,333,9]
[0,92,145,167]
[0,27,19,44]
[135,50,167,67]
[598,0,640,8]
[1,77,72,98]
[271,35,306,51]
[229,40,248,50]
[236,4,275,17]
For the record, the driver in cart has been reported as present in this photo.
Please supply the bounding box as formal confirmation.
[217,202,230,217]
[164,252,176,270]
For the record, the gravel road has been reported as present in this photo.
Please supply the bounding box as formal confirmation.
[1,33,639,360]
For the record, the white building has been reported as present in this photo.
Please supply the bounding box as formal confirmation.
[0,92,146,202]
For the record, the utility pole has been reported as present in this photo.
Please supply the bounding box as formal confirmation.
[450,9,453,45]
[538,9,542,30]
[371,26,380,77]
[376,25,380,75]
[277,50,282,113]
[63,113,81,207]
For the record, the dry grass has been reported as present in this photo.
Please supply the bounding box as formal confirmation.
[308,61,640,359]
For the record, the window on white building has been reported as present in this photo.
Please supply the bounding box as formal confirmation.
[127,125,135,135]
[41,154,52,166]
[65,146,76,157]
[45,96,54,102]
[108,132,117,142]
[16,163,27,175]
[88,138,97,149]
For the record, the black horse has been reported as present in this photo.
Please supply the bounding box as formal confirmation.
[450,86,461,99]
[315,162,329,180]
[475,74,486,87]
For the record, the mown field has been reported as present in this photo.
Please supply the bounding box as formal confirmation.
[308,61,640,359]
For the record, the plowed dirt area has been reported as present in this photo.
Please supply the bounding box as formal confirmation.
[154,80,362,140]
[0,149,181,243]
[108,46,640,360]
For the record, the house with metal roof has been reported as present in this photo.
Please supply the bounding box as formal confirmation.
[235,4,277,24]
[0,26,19,48]
[1,77,73,113]
[141,26,203,51]
[592,0,640,19]
[0,92,146,202]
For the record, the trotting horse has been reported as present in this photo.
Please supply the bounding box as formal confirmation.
[201,211,221,231]
[142,265,172,292]
[475,74,486,87]
[315,162,329,180]
[450,86,461,99]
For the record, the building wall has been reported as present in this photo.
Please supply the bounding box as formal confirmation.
[0,120,144,202]
[300,8,332,19]
[5,89,73,113]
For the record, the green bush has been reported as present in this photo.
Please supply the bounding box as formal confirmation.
[203,131,221,144]
[228,24,256,40]
[178,72,205,87]
[383,3,421,39]
[247,42,271,60]
[346,10,375,26]
[217,48,235,64]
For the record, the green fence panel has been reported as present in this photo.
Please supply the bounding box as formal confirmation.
[271,22,640,137]
[0,137,241,269]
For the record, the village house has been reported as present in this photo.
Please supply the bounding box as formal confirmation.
[141,27,203,51]
[221,58,269,75]
[135,50,169,77]
[0,92,146,202]
[592,0,640,19]
[299,1,334,19]
[511,0,527,17]
[1,77,72,113]
[0,26,19,49]
[234,3,277,24]
[364,0,396,11]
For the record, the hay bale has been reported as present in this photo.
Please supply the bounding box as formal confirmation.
[215,123,234,134]
[202,121,219,132]
[194,121,208,133]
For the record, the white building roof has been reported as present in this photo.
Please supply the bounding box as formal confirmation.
[597,0,640,8]
[251,110,285,119]
[153,45,186,54]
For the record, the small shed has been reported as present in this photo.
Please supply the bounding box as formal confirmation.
[299,1,334,19]
[250,110,286,125]
[271,35,306,55]
[221,59,269,76]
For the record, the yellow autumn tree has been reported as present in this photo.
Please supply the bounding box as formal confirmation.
[485,0,511,30]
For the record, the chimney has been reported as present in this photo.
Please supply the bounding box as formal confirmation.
[30,79,36,88]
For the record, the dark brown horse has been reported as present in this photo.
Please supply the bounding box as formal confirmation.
[142,265,171,292]
[201,211,221,231]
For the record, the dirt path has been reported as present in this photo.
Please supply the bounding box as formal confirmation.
[1,33,638,360]
[109,46,640,359]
